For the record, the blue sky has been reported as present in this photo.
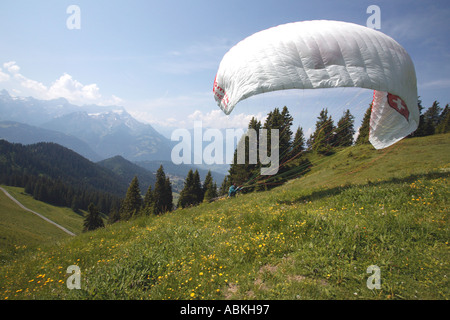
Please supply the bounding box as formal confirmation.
[0,0,449,137]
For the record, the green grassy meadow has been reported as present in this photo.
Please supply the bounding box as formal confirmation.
[0,186,83,261]
[0,190,67,257]
[1,186,84,235]
[0,133,448,300]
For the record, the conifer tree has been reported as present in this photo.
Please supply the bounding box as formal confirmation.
[178,169,203,208]
[436,104,450,134]
[356,105,372,145]
[203,170,217,202]
[227,106,297,191]
[335,109,355,147]
[153,165,173,214]
[83,203,104,232]
[228,117,262,190]
[178,169,195,208]
[311,108,335,154]
[119,176,142,220]
[264,107,293,160]
[219,175,231,196]
[143,185,154,208]
[142,185,154,215]
[421,101,443,136]
[202,170,213,198]
[210,182,218,200]
[247,116,262,165]
[280,106,294,157]
[263,108,281,159]
[163,177,173,212]
[192,170,203,204]
[290,126,305,159]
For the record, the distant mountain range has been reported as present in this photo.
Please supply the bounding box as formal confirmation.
[43,109,174,162]
[0,89,227,189]
[0,89,84,126]
[0,121,102,161]
[0,89,173,162]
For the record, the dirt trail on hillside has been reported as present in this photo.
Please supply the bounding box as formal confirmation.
[0,186,76,236]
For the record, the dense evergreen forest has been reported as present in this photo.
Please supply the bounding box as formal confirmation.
[0,140,124,214]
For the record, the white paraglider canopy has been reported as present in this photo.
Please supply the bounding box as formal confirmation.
[213,20,418,149]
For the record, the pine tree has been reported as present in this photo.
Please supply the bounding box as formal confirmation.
[83,203,104,232]
[311,108,335,154]
[119,176,142,220]
[356,105,372,145]
[219,175,231,196]
[143,185,154,208]
[203,170,217,202]
[163,177,173,212]
[228,117,262,190]
[335,109,355,147]
[263,107,293,161]
[202,170,213,198]
[280,106,294,156]
[247,116,262,166]
[153,165,173,214]
[141,184,154,215]
[211,182,218,200]
[263,108,282,159]
[436,104,450,134]
[192,170,203,204]
[414,100,443,137]
[178,169,203,208]
[290,126,305,159]
[178,169,195,208]
[227,106,296,191]
[421,101,443,136]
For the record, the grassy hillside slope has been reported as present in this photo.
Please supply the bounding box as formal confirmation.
[2,186,84,235]
[0,186,84,261]
[0,190,71,259]
[1,134,448,300]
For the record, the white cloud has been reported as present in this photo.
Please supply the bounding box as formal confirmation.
[47,73,101,103]
[0,68,10,82]
[3,61,20,74]
[14,73,48,94]
[1,61,122,106]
